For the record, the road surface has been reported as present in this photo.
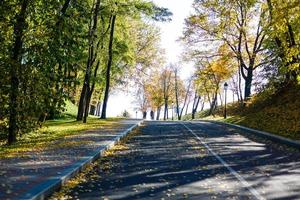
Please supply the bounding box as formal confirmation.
[58,121,300,200]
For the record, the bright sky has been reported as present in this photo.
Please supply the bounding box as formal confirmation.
[107,0,194,117]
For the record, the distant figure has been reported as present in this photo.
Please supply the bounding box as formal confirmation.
[143,111,147,119]
[150,110,154,120]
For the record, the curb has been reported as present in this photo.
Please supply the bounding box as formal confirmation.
[192,120,300,150]
[22,120,143,200]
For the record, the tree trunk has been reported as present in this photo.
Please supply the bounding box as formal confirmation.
[191,92,201,120]
[143,111,147,119]
[77,0,101,121]
[156,106,161,120]
[8,0,29,145]
[238,63,243,103]
[83,90,91,123]
[185,101,189,115]
[101,15,116,119]
[178,80,191,120]
[150,110,154,120]
[83,61,100,123]
[77,83,87,120]
[208,92,218,116]
[163,99,168,120]
[174,70,180,120]
[244,69,253,100]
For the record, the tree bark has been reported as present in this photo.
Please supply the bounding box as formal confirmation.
[208,92,217,116]
[77,0,101,121]
[191,91,201,120]
[101,15,116,119]
[163,100,168,120]
[244,69,253,100]
[178,80,191,120]
[83,61,100,123]
[156,106,161,120]
[143,111,147,119]
[174,69,180,120]
[8,0,29,145]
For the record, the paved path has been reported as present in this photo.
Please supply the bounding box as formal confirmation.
[0,119,141,200]
[62,121,300,200]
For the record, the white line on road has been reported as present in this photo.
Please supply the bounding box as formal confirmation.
[181,123,265,200]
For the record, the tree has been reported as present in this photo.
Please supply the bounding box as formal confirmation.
[101,14,117,119]
[7,0,30,144]
[183,0,268,99]
[77,0,102,122]
[264,0,300,83]
[99,0,171,119]
[162,68,172,120]
[173,67,188,120]
[0,0,92,144]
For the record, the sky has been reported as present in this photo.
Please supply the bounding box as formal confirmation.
[107,0,194,118]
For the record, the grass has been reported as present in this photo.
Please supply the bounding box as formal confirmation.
[0,117,122,159]
[56,100,80,119]
[186,84,300,141]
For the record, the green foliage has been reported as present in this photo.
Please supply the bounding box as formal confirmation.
[262,0,300,81]
[0,0,170,143]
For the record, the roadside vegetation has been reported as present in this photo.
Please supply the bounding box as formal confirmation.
[138,1,300,132]
[0,0,171,145]
[0,117,122,158]
[184,84,300,141]
[1,0,299,145]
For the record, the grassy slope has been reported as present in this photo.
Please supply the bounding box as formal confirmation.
[0,100,122,158]
[0,118,122,158]
[187,84,300,141]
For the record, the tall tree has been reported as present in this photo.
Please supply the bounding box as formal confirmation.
[77,0,102,121]
[8,0,30,144]
[264,0,300,83]
[183,0,268,99]
[101,14,116,119]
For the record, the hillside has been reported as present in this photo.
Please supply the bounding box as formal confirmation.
[187,84,300,141]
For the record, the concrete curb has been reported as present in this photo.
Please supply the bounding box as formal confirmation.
[191,120,300,150]
[22,120,143,200]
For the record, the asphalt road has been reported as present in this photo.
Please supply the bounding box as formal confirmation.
[60,121,300,200]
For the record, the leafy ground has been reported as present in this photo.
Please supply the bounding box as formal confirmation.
[49,127,141,200]
[0,100,123,158]
[185,84,300,141]
[0,117,122,159]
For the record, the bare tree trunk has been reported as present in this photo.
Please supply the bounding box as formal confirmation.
[101,15,116,119]
[8,0,29,145]
[185,99,190,115]
[156,106,161,120]
[174,69,180,120]
[208,91,218,116]
[178,80,191,120]
[191,91,201,120]
[244,66,253,100]
[238,66,243,102]
[83,60,100,123]
[143,111,147,119]
[77,0,101,121]
[163,100,168,120]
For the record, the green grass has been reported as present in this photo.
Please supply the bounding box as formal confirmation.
[56,100,79,119]
[64,100,78,116]
[0,118,122,158]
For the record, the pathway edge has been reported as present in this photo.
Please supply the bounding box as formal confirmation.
[25,120,143,200]
[191,120,300,149]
